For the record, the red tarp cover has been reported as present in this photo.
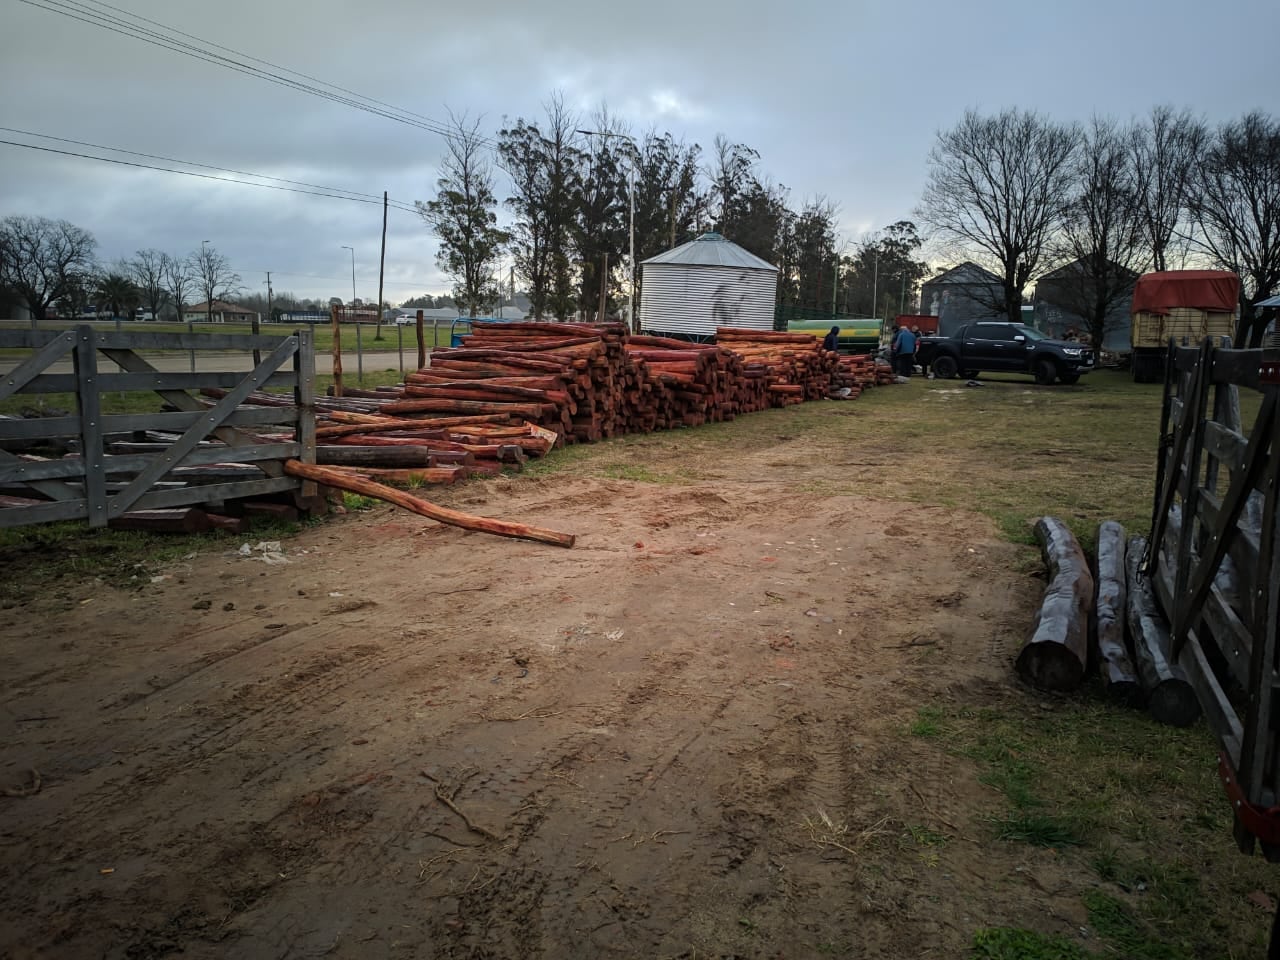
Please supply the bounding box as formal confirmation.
[1132,271,1239,316]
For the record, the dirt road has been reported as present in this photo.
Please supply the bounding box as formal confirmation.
[0,438,1057,958]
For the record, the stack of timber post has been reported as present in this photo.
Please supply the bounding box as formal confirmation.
[714,328,839,406]
[191,321,898,484]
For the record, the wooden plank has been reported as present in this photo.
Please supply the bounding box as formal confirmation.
[1179,624,1243,767]
[0,329,80,349]
[20,371,297,394]
[0,406,295,441]
[0,448,83,500]
[93,330,292,351]
[1156,547,1255,690]
[74,328,108,528]
[0,496,87,527]
[99,347,287,478]
[0,442,301,484]
[0,329,76,403]
[1208,349,1267,390]
[1203,420,1247,474]
[128,476,299,512]
[105,337,301,518]
[1147,343,1205,578]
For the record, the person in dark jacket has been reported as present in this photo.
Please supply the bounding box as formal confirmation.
[822,325,840,353]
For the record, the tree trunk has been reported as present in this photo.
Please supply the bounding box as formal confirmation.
[1125,535,1202,727]
[1095,521,1142,705]
[1015,516,1092,691]
[283,460,574,548]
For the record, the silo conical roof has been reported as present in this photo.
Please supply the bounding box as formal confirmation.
[641,232,777,271]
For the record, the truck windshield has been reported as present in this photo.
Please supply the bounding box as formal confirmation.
[1013,325,1048,341]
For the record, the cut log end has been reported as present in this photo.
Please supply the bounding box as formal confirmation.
[1015,642,1085,693]
[1147,682,1202,728]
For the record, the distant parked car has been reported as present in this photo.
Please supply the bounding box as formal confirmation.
[395,316,416,326]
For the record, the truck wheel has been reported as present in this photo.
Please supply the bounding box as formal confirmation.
[1059,372,1080,385]
[1034,357,1058,385]
[932,355,958,379]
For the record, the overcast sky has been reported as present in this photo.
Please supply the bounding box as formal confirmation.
[2,0,1276,305]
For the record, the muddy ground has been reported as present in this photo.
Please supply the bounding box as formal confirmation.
[0,430,1096,959]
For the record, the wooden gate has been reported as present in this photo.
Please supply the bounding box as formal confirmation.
[0,325,316,528]
[1145,339,1280,856]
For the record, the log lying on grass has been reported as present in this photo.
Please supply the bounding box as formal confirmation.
[1095,521,1142,705]
[1016,516,1092,692]
[283,460,575,548]
[1125,536,1201,727]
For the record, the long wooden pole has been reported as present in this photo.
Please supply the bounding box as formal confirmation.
[330,302,343,398]
[376,191,388,342]
[283,460,575,548]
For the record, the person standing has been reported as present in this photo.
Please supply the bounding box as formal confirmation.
[822,325,840,353]
[893,324,917,377]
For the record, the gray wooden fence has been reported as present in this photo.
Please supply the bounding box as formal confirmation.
[1145,340,1280,857]
[0,325,316,528]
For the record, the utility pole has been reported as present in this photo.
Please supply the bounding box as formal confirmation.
[376,191,388,340]
[258,270,271,365]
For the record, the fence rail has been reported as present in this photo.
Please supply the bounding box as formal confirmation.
[0,325,316,529]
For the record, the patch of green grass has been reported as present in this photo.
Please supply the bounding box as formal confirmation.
[989,813,1083,847]
[1084,890,1188,960]
[342,492,379,511]
[597,463,695,483]
[910,705,945,737]
[906,823,950,847]
[970,927,1088,959]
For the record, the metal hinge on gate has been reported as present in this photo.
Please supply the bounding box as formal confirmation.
[1220,752,1280,856]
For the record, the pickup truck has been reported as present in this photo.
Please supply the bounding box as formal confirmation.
[915,322,1095,385]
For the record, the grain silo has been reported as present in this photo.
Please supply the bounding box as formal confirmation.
[638,232,778,340]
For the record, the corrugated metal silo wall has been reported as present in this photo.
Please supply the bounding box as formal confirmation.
[639,264,777,337]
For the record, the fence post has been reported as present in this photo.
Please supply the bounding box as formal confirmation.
[356,320,364,385]
[330,304,343,399]
[294,327,318,501]
[73,324,107,527]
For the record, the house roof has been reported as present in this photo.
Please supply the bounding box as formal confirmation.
[642,232,777,271]
[188,300,253,313]
[1039,258,1140,282]
[924,261,1003,286]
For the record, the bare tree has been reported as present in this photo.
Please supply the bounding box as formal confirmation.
[0,215,98,325]
[161,251,194,322]
[1130,106,1206,272]
[127,249,170,320]
[188,244,242,322]
[417,111,508,318]
[919,109,1080,323]
[1043,117,1149,351]
[1190,111,1280,346]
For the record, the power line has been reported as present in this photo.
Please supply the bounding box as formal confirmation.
[0,126,386,203]
[16,0,498,147]
[0,137,422,213]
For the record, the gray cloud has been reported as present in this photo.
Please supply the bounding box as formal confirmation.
[2,0,1275,302]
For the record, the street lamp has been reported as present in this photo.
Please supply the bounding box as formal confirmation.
[576,129,637,332]
[341,245,357,307]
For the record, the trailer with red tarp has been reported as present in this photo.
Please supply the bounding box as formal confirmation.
[1130,270,1238,382]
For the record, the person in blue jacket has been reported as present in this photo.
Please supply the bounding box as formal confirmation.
[822,325,840,353]
[893,325,917,377]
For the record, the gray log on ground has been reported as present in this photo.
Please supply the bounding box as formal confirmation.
[1125,535,1202,727]
[1015,516,1092,692]
[1095,521,1142,705]
[315,445,436,467]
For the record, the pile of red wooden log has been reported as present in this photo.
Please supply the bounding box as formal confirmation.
[200,321,899,487]
[829,354,893,398]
